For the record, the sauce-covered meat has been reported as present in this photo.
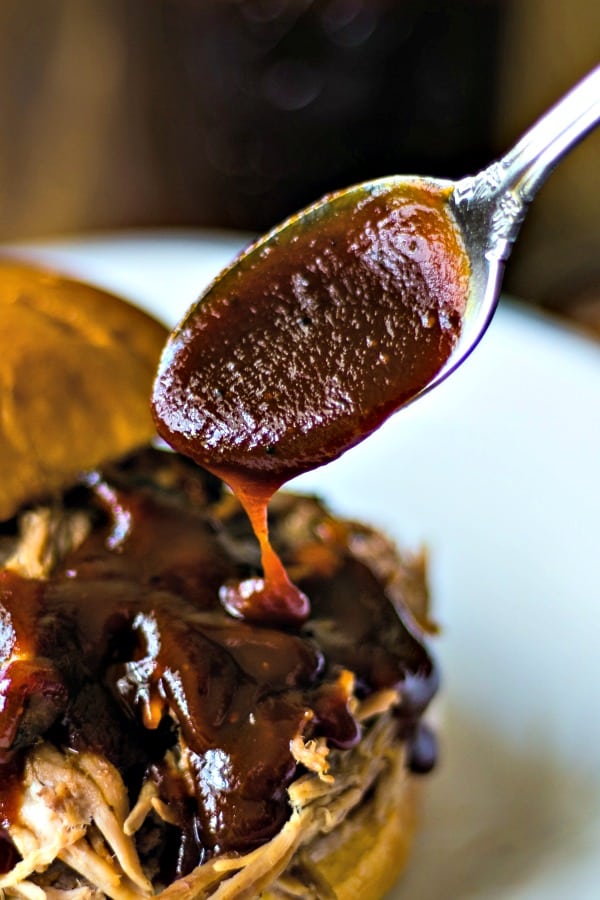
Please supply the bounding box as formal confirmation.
[0,450,437,873]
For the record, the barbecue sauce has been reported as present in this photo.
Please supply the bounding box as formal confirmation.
[152,181,469,622]
[0,451,437,870]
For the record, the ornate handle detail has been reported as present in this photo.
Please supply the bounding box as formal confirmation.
[452,66,600,264]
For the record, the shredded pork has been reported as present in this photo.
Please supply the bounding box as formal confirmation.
[2,685,403,900]
[1,489,425,900]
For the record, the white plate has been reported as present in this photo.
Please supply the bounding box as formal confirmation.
[11,233,600,899]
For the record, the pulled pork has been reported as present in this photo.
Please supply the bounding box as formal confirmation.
[0,448,435,899]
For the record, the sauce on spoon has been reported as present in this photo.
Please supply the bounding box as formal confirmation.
[152,181,469,624]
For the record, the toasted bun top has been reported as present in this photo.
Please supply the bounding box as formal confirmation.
[0,259,167,520]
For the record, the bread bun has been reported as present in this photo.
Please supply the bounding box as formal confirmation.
[302,753,417,900]
[0,259,167,520]
[264,741,418,899]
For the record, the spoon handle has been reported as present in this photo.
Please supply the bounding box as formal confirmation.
[453,65,600,261]
[501,64,600,201]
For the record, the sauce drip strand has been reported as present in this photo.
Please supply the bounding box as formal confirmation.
[218,478,310,626]
[152,181,470,620]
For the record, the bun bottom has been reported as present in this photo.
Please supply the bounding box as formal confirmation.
[265,741,418,900]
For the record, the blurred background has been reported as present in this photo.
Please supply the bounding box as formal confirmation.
[0,0,598,328]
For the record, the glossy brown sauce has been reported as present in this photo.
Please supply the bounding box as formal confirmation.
[0,452,437,875]
[153,181,469,624]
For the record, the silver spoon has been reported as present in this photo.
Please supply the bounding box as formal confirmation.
[153,66,600,482]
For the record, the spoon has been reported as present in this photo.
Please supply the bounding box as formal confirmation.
[154,65,599,480]
[152,65,599,625]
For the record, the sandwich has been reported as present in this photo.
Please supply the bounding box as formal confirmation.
[0,259,439,899]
